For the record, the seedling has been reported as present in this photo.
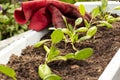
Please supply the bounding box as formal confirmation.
[91,0,120,28]
[38,64,61,80]
[38,42,93,80]
[79,4,86,17]
[61,16,97,51]
[36,27,93,80]
[0,65,16,80]
[38,29,64,80]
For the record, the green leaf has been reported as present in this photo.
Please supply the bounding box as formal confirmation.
[47,46,60,63]
[91,6,101,18]
[113,6,120,10]
[79,36,91,41]
[44,74,61,80]
[64,53,75,59]
[87,26,97,37]
[0,15,9,23]
[79,4,86,16]
[44,45,50,54]
[101,0,108,12]
[99,21,112,28]
[21,24,28,30]
[107,16,120,23]
[62,16,68,28]
[75,48,93,60]
[51,29,64,44]
[61,28,72,36]
[71,34,78,43]
[0,65,16,80]
[75,18,83,26]
[38,64,52,79]
[84,19,90,28]
[49,56,67,63]
[68,24,73,32]
[76,27,88,33]
[1,3,9,10]
[34,39,50,48]
[106,16,120,23]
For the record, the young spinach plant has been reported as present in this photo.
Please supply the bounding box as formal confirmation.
[91,0,120,28]
[61,16,97,51]
[35,29,93,80]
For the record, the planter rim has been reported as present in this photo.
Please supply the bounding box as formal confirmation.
[75,1,120,15]
[0,30,31,50]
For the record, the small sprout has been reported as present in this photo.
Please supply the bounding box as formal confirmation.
[106,15,116,23]
[98,21,112,28]
[79,26,97,41]
[38,64,61,80]
[61,28,72,37]
[44,45,50,54]
[75,18,83,26]
[113,6,120,10]
[0,65,16,80]
[46,46,60,63]
[79,4,86,16]
[71,33,78,43]
[62,16,68,28]
[76,27,88,33]
[101,0,108,12]
[84,19,90,28]
[38,64,52,79]
[51,29,64,44]
[34,39,50,48]
[91,6,101,18]
[106,16,120,23]
[79,36,91,41]
[86,26,97,38]
[74,48,93,60]
[68,24,73,32]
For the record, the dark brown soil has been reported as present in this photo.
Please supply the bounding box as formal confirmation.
[0,21,120,80]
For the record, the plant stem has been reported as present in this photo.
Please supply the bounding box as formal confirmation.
[71,43,78,51]
[13,77,17,80]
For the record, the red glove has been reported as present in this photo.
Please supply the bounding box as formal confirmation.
[14,0,91,31]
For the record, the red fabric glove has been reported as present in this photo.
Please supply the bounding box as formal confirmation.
[14,0,91,31]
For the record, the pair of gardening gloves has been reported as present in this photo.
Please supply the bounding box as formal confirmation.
[14,0,91,31]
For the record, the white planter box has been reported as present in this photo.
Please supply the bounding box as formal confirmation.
[0,31,30,50]
[0,1,120,80]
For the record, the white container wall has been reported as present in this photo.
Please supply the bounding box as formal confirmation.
[0,30,48,64]
[0,31,30,50]
[0,1,120,80]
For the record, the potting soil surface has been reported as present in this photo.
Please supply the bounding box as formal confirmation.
[0,21,120,80]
